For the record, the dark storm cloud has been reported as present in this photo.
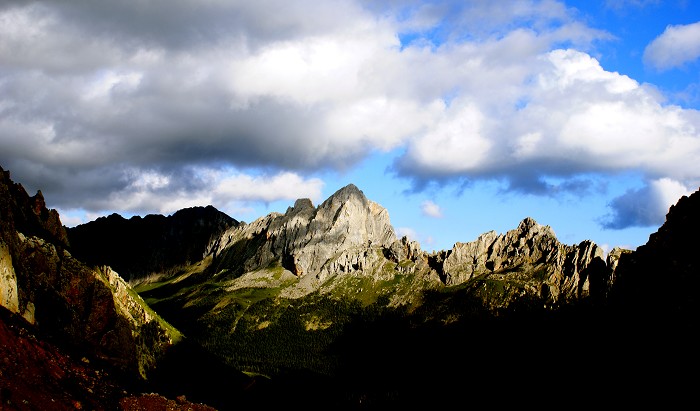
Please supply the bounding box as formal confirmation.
[0,0,369,210]
[37,0,361,51]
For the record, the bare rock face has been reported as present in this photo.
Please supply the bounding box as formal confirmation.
[441,217,607,305]
[0,166,175,380]
[0,241,19,315]
[210,184,397,282]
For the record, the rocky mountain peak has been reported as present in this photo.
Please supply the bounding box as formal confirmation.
[291,198,314,211]
[0,167,69,248]
[313,184,395,245]
[323,183,364,202]
[208,184,397,287]
[516,216,556,238]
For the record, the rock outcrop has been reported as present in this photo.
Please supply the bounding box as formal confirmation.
[439,217,608,304]
[0,166,177,380]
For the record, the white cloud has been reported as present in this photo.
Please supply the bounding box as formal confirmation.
[404,101,492,173]
[213,172,324,204]
[396,47,700,193]
[644,21,700,71]
[1,0,699,233]
[77,167,323,216]
[421,200,443,218]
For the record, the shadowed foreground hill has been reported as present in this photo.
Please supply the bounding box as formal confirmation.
[67,206,238,283]
[0,166,258,410]
[609,188,700,320]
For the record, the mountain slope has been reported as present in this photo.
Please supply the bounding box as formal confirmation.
[610,188,700,318]
[0,166,181,381]
[0,166,260,410]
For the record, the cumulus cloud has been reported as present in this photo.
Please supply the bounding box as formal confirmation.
[421,200,443,218]
[213,172,324,204]
[644,21,700,71]
[0,0,698,231]
[395,47,700,213]
[66,167,323,218]
[602,178,693,228]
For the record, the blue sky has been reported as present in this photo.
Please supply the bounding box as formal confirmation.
[1,1,699,254]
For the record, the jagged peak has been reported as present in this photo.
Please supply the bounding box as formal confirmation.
[517,217,539,230]
[516,217,556,238]
[324,184,367,204]
[519,216,534,225]
[283,198,316,218]
[293,198,314,210]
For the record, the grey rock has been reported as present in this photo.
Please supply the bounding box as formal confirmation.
[433,217,606,305]
[210,184,397,283]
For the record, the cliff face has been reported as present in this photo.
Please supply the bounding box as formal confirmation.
[0,166,177,380]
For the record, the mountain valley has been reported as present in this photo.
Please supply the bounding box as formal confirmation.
[1,165,699,409]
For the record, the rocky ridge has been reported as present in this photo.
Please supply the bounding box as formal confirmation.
[0,166,177,381]
[69,182,610,310]
[198,184,607,308]
[439,217,608,304]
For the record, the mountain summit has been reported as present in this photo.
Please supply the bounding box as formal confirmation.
[204,183,398,296]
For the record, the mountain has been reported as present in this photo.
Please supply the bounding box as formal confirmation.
[67,206,238,283]
[136,184,698,407]
[141,184,607,315]
[119,184,626,406]
[2,165,699,409]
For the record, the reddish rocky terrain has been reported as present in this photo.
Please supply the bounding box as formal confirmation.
[1,308,218,411]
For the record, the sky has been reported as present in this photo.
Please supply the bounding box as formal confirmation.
[1,0,699,254]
